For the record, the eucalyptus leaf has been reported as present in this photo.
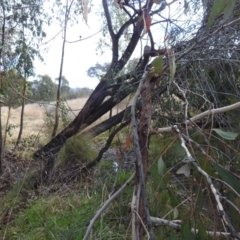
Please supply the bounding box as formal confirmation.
[213,128,238,140]
[169,54,176,87]
[196,221,207,239]
[196,189,204,213]
[222,0,236,23]
[168,189,181,207]
[158,156,166,177]
[181,221,196,240]
[150,163,160,191]
[151,56,163,74]
[213,163,240,194]
[207,0,225,28]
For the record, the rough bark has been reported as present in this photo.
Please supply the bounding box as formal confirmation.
[131,72,155,240]
[138,75,154,239]
[0,2,6,175]
[84,106,131,137]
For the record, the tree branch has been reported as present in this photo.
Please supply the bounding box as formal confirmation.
[83,120,129,170]
[84,106,131,137]
[151,217,240,238]
[158,102,240,133]
[102,0,115,40]
[173,125,240,240]
[102,0,118,63]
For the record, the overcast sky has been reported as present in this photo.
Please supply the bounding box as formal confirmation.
[34,0,189,89]
[34,4,111,89]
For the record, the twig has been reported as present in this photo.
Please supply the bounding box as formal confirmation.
[212,177,240,199]
[151,217,240,238]
[65,29,102,43]
[222,198,240,216]
[40,29,63,46]
[158,102,240,133]
[173,125,240,240]
[83,172,135,240]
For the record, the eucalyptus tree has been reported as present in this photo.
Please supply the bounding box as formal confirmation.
[58,76,70,99]
[31,75,57,102]
[0,0,48,165]
[0,69,26,146]
[34,0,240,239]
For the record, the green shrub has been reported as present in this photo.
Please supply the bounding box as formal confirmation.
[57,134,97,167]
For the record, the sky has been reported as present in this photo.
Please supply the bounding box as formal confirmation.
[33,0,191,89]
[34,4,111,89]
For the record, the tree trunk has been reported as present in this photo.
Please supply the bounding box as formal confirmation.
[3,105,11,146]
[138,76,154,239]
[0,1,6,174]
[0,103,2,175]
[15,79,26,147]
[52,0,69,138]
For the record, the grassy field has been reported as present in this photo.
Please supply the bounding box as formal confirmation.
[0,97,134,240]
[1,97,127,147]
[0,95,138,240]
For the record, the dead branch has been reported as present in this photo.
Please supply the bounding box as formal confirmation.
[173,125,240,240]
[158,102,240,133]
[151,217,240,238]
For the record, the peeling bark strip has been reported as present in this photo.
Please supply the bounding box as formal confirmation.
[138,71,154,238]
[131,71,155,240]
[139,74,154,177]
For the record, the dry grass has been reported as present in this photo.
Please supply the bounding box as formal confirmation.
[1,97,129,146]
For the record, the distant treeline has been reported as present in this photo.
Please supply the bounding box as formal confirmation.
[0,71,93,108]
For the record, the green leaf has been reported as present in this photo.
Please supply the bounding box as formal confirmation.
[159,173,171,190]
[151,56,163,74]
[212,128,238,140]
[196,221,207,240]
[169,53,176,87]
[158,156,166,177]
[160,190,169,205]
[181,221,196,240]
[207,0,225,28]
[199,157,213,175]
[223,0,236,23]
[168,189,181,208]
[150,163,159,191]
[213,163,240,194]
[196,189,204,213]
